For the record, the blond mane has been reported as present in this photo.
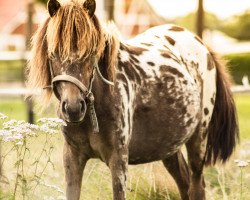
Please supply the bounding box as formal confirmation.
[27,0,119,105]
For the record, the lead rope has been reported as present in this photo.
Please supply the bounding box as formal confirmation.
[87,64,99,133]
[86,59,114,133]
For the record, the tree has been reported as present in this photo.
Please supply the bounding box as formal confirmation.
[220,11,250,41]
[175,12,220,33]
[36,0,47,5]
[196,0,204,38]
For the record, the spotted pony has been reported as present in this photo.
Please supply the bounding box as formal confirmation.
[27,0,239,199]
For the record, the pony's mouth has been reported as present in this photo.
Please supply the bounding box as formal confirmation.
[62,115,85,124]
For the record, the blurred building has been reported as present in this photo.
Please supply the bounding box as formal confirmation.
[0,0,26,51]
[115,0,167,38]
[0,0,48,51]
[0,0,106,52]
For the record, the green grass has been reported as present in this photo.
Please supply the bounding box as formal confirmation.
[0,99,27,121]
[0,98,56,122]
[235,94,250,140]
[0,94,250,199]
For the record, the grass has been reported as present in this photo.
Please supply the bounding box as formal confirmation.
[235,94,250,139]
[0,94,250,199]
[0,99,27,121]
[0,98,56,122]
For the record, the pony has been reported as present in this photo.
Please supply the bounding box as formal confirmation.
[27,0,239,199]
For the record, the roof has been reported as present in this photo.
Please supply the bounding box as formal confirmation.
[116,0,167,37]
[0,0,25,29]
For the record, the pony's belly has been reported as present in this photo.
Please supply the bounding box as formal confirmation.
[128,87,200,164]
[128,111,199,164]
[128,137,182,164]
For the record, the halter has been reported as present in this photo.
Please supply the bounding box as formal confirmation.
[45,57,114,133]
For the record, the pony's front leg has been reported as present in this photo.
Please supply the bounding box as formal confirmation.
[109,136,128,200]
[63,142,87,200]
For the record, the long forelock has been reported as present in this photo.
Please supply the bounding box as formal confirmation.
[27,1,120,108]
[46,1,105,61]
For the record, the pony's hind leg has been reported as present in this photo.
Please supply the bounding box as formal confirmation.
[186,125,206,200]
[162,150,190,200]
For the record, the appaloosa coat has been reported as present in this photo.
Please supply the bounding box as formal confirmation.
[27,0,239,199]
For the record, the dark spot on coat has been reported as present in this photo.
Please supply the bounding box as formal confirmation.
[166,97,175,104]
[169,26,185,32]
[120,135,126,146]
[155,35,160,38]
[147,62,155,66]
[194,36,204,45]
[128,45,148,56]
[133,63,148,78]
[203,121,207,127]
[118,60,141,83]
[117,73,130,101]
[181,107,187,114]
[186,118,193,126]
[165,36,176,45]
[161,53,171,58]
[207,53,215,70]
[141,43,153,47]
[120,43,148,56]
[130,55,140,63]
[160,65,184,78]
[183,80,188,85]
[211,98,215,105]
[159,50,171,58]
[204,108,209,115]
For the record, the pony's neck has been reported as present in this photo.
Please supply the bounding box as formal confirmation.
[93,37,117,92]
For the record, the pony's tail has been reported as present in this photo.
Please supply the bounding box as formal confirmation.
[205,52,239,165]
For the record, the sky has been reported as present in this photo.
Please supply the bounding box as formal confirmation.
[148,0,250,19]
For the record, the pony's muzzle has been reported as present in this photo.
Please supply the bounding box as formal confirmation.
[61,98,87,123]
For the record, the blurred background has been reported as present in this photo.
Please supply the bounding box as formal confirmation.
[0,0,250,199]
[0,0,250,121]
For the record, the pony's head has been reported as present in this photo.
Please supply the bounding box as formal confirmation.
[27,0,119,123]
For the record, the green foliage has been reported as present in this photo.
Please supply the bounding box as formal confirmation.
[175,10,250,41]
[224,53,250,85]
[175,12,221,33]
[35,0,47,5]
[220,11,250,41]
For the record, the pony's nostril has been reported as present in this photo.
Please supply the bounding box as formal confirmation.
[80,100,86,113]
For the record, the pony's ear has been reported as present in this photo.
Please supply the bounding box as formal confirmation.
[47,0,61,17]
[83,0,96,17]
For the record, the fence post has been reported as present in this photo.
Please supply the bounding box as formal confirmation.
[25,1,35,124]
